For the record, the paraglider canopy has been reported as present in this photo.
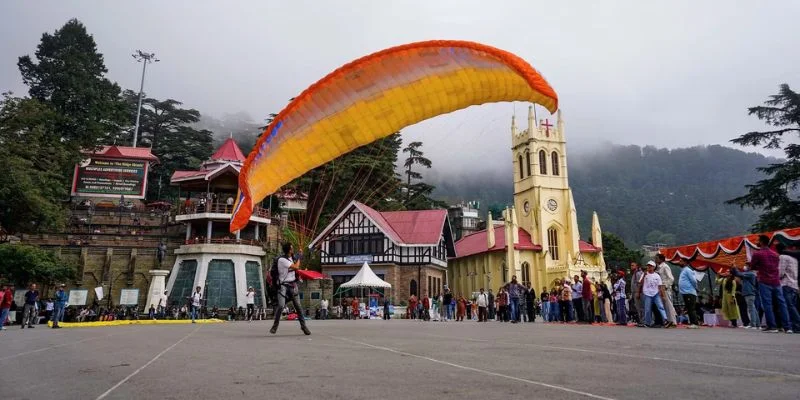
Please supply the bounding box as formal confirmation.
[230,40,558,232]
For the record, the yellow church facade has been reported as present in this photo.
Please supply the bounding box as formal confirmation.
[447,107,606,296]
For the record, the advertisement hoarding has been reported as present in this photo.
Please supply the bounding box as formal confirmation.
[71,157,149,199]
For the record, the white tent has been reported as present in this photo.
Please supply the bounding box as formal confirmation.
[340,262,392,288]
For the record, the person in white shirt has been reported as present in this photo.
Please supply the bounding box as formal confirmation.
[320,299,329,320]
[270,243,311,335]
[246,287,256,322]
[639,261,672,328]
[476,288,489,322]
[777,243,800,333]
[655,254,677,326]
[158,291,168,319]
[190,286,202,323]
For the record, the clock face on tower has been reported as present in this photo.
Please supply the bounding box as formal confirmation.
[547,199,558,212]
[523,201,530,215]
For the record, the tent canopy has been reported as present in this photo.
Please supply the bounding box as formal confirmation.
[340,262,392,288]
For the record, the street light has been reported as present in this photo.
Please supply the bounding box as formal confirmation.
[131,50,159,148]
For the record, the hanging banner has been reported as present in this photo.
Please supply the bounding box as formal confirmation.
[119,289,140,306]
[71,157,149,199]
[94,286,104,301]
[68,289,89,306]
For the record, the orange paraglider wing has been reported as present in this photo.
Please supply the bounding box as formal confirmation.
[231,40,558,232]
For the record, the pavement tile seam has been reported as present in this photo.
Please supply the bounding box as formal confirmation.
[329,335,618,400]
[94,326,201,400]
[420,333,800,380]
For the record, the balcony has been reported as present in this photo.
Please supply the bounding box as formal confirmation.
[175,202,271,224]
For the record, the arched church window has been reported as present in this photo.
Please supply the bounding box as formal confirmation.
[525,151,532,176]
[521,262,531,285]
[539,150,547,175]
[547,228,559,261]
[518,155,524,180]
[552,151,560,176]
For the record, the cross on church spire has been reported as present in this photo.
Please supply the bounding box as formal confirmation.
[541,119,553,136]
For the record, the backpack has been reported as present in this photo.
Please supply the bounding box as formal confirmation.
[266,256,285,306]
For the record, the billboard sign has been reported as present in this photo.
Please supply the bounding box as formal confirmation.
[71,157,149,199]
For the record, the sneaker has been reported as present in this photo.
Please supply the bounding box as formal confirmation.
[28,325,34,328]
[687,325,699,329]
[301,326,311,336]
[269,326,277,334]
[787,330,794,334]
[762,329,779,333]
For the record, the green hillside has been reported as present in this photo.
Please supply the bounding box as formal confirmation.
[431,144,773,247]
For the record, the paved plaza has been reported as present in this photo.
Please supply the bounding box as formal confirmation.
[1,320,799,400]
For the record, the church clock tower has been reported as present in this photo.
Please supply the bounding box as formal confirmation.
[511,106,586,287]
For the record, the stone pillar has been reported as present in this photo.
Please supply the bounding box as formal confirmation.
[206,220,212,243]
[235,229,241,240]
[254,224,259,241]
[146,270,170,310]
[185,223,191,241]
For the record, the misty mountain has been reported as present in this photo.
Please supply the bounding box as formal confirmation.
[429,144,775,247]
[193,112,264,153]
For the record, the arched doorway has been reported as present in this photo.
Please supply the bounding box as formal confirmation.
[410,279,417,297]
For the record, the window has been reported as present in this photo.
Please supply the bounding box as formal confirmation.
[206,259,236,308]
[410,279,418,297]
[539,150,547,175]
[168,260,197,307]
[518,155,524,179]
[525,151,532,176]
[245,261,263,307]
[548,228,559,261]
[330,235,384,256]
[521,262,531,285]
[552,151,560,176]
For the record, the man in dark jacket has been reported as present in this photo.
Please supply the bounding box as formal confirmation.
[525,283,536,322]
[487,289,495,321]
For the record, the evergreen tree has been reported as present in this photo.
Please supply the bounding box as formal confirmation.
[116,90,214,200]
[17,19,126,154]
[728,84,800,232]
[0,95,69,232]
[599,232,644,272]
[402,141,445,210]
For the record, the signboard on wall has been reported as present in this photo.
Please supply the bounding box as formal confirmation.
[68,289,88,306]
[119,289,140,306]
[345,254,373,265]
[71,157,149,199]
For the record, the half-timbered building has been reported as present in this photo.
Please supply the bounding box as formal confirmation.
[308,201,455,302]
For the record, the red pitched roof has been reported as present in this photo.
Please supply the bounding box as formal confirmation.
[381,209,448,245]
[453,225,542,259]
[579,240,601,253]
[84,145,158,161]
[211,138,246,162]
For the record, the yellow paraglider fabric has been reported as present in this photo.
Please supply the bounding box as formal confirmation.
[231,40,558,232]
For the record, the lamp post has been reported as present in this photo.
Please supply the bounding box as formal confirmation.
[131,50,159,148]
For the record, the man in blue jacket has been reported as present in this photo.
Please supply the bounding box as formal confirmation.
[731,264,760,329]
[677,258,699,328]
[52,284,67,329]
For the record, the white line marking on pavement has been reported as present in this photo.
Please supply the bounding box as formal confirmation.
[95,326,200,400]
[0,334,116,361]
[424,334,800,380]
[330,336,616,400]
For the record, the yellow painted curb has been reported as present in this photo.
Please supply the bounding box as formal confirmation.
[47,319,225,328]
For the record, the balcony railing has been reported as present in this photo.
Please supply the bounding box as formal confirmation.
[177,202,270,219]
[183,238,263,246]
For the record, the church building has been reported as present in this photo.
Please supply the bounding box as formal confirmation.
[448,107,606,296]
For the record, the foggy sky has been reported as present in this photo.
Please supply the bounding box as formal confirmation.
[1,1,797,175]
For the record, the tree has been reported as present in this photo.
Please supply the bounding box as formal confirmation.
[17,19,126,154]
[728,84,800,232]
[116,90,214,200]
[0,94,69,232]
[0,244,76,286]
[401,141,445,210]
[600,232,644,272]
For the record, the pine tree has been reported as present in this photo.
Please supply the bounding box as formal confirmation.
[17,19,126,154]
[727,84,800,232]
